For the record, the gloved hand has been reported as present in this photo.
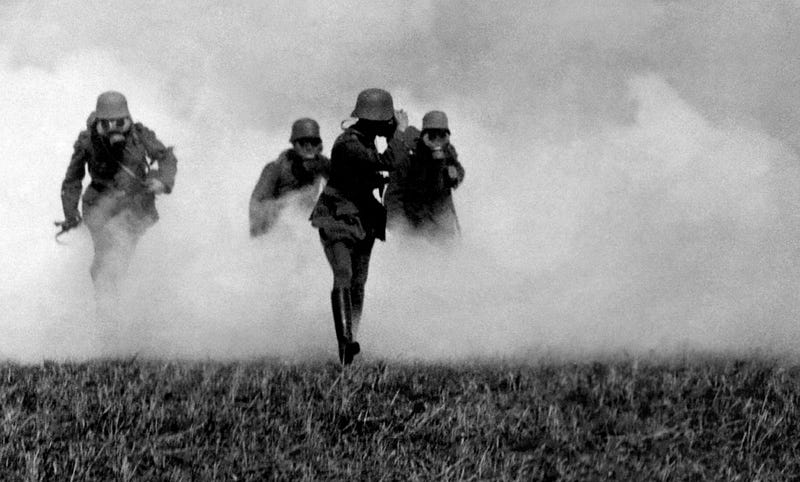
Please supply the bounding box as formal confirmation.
[394,109,409,133]
[423,132,449,159]
[250,222,269,238]
[58,214,82,232]
[446,165,459,181]
[145,178,167,194]
[249,201,278,238]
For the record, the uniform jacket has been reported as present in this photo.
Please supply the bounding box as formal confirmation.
[249,149,330,236]
[61,120,177,225]
[310,126,412,243]
[384,127,465,237]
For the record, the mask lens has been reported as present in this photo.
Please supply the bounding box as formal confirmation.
[99,118,129,131]
[427,129,447,140]
[296,137,321,147]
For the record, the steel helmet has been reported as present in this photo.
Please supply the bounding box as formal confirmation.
[290,118,321,142]
[95,91,130,120]
[351,88,394,121]
[422,110,449,132]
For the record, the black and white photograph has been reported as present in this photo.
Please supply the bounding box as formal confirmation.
[2,1,800,479]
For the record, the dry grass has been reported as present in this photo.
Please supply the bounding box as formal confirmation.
[2,356,800,480]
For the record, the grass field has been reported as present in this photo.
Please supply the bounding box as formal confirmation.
[2,355,799,481]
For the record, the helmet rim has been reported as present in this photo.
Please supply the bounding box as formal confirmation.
[290,117,321,142]
[95,91,130,120]
[351,88,394,121]
[422,110,449,131]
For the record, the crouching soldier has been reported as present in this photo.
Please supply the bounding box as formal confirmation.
[58,91,177,291]
[310,88,410,364]
[249,118,330,237]
[384,110,465,240]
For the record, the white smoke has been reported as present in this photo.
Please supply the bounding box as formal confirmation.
[371,73,800,359]
[2,1,800,362]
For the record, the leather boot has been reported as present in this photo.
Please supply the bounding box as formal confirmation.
[330,289,347,363]
[350,284,365,339]
[331,288,360,364]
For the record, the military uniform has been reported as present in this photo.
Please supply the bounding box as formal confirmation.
[310,120,411,363]
[249,149,330,236]
[384,127,465,238]
[310,127,406,244]
[61,116,177,284]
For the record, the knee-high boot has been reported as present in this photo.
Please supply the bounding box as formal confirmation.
[350,284,364,339]
[331,288,360,364]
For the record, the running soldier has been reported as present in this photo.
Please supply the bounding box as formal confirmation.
[310,88,410,364]
[249,118,330,237]
[58,91,177,291]
[384,110,465,239]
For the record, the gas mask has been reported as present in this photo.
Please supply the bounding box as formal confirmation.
[96,117,132,148]
[292,137,323,160]
[379,117,398,139]
[422,129,450,159]
[352,118,396,141]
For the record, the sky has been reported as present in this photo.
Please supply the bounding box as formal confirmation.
[2,0,800,362]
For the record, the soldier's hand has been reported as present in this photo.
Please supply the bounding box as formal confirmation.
[57,214,81,232]
[250,224,265,238]
[394,109,409,133]
[447,165,459,181]
[145,178,167,194]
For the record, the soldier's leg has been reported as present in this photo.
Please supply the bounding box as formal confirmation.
[323,241,354,289]
[323,240,355,363]
[113,210,146,279]
[91,214,140,291]
[350,284,364,337]
[85,211,115,287]
[349,236,376,339]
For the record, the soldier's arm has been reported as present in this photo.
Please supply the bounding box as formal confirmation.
[249,161,281,237]
[317,154,331,180]
[312,155,331,196]
[382,129,418,203]
[60,131,89,221]
[444,144,465,188]
[250,161,282,203]
[391,126,418,174]
[399,126,420,147]
[137,123,178,193]
[381,125,421,171]
[334,133,398,172]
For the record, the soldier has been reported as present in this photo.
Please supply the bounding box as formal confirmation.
[310,88,410,364]
[58,91,177,291]
[384,110,465,239]
[249,118,330,237]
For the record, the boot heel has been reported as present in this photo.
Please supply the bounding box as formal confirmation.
[344,341,360,365]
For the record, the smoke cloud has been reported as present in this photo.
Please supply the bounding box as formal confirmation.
[2,1,800,362]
